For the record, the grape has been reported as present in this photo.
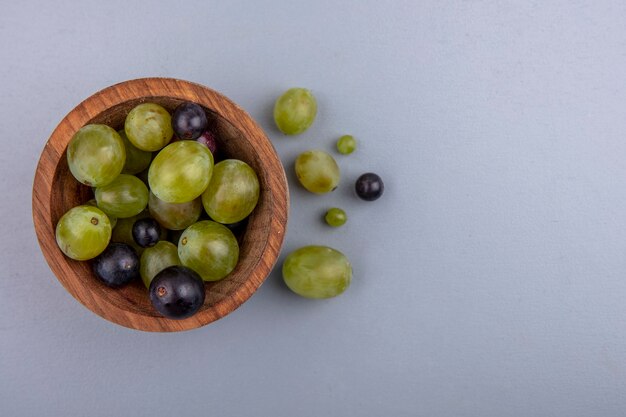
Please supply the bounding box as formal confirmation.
[119,129,152,174]
[196,130,218,154]
[324,207,347,227]
[67,124,125,187]
[222,217,248,237]
[149,266,205,319]
[202,159,260,224]
[273,88,317,135]
[355,173,384,201]
[172,102,208,140]
[282,246,352,299]
[132,218,161,248]
[110,212,151,254]
[336,135,356,155]
[55,205,112,261]
[86,198,116,228]
[295,150,340,194]
[111,211,168,246]
[148,192,202,230]
[149,141,214,203]
[95,174,149,218]
[124,103,173,151]
[178,220,239,281]
[111,214,142,253]
[92,243,139,287]
[140,241,181,288]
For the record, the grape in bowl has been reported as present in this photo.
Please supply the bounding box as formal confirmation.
[32,78,289,332]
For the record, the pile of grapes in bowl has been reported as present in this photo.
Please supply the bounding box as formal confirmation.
[32,78,288,332]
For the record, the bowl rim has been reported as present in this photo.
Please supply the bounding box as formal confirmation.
[32,77,289,332]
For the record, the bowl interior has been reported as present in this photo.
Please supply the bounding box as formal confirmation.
[49,96,272,321]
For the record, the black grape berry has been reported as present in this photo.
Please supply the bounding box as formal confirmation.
[355,173,384,201]
[149,266,205,319]
[222,217,248,235]
[196,130,218,154]
[132,218,161,248]
[93,243,139,287]
[172,102,208,140]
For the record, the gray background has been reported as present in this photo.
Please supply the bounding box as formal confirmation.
[1,0,626,416]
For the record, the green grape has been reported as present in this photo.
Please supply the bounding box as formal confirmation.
[55,205,112,261]
[336,135,356,155]
[282,246,352,299]
[202,159,260,224]
[295,150,340,194]
[95,174,149,218]
[324,207,347,227]
[273,88,317,135]
[67,124,125,187]
[178,220,239,281]
[148,192,202,230]
[124,103,173,151]
[119,129,152,174]
[140,241,181,288]
[149,141,214,203]
[86,198,117,228]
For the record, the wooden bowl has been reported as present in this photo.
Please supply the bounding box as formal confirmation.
[32,78,288,332]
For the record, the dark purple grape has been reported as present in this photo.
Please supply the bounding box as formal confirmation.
[93,243,139,287]
[196,130,218,154]
[172,102,208,140]
[132,218,161,248]
[355,173,384,201]
[149,266,205,319]
[223,217,248,235]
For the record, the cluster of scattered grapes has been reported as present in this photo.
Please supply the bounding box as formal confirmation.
[274,88,384,299]
[56,102,260,320]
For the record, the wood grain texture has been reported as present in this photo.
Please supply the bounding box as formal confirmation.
[32,78,289,332]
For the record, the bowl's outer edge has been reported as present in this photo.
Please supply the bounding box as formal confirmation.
[32,77,289,332]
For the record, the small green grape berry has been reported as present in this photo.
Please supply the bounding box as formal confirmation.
[295,150,340,194]
[273,88,317,135]
[55,205,112,261]
[336,135,356,155]
[282,245,352,299]
[324,207,347,227]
